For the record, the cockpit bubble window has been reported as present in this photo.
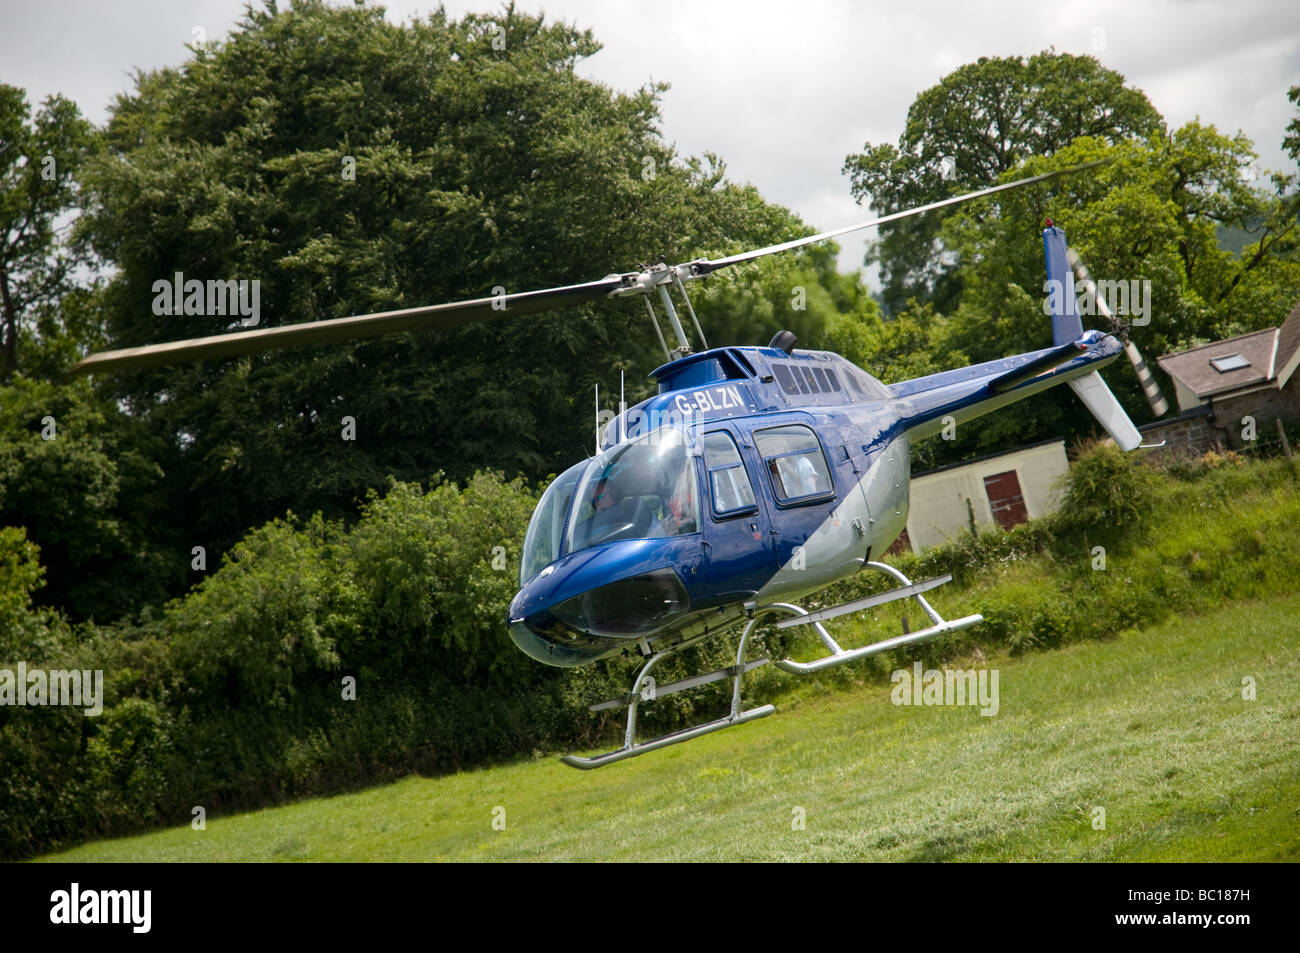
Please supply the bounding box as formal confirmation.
[520,459,586,586]
[567,428,700,553]
[754,424,833,503]
[703,430,756,517]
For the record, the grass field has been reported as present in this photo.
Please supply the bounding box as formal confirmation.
[40,590,1300,862]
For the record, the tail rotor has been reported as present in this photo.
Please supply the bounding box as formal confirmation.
[1066,248,1169,418]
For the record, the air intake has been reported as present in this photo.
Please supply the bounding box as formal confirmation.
[769,330,797,355]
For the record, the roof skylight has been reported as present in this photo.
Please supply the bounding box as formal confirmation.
[1210,354,1251,373]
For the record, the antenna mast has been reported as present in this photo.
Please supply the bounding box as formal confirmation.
[619,370,626,444]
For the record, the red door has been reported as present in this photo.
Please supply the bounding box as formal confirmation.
[887,527,912,556]
[983,470,1028,530]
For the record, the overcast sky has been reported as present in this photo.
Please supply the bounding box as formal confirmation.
[3,0,1297,280]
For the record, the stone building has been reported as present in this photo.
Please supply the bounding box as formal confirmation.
[1148,300,1300,452]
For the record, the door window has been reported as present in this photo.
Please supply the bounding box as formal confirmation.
[703,430,757,517]
[754,424,833,503]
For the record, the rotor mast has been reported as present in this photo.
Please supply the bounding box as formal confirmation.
[610,261,710,362]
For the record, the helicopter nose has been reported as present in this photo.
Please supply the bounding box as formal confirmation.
[548,568,690,638]
[508,538,697,667]
[508,618,558,664]
[507,617,608,668]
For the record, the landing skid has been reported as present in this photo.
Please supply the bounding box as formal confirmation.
[774,561,982,673]
[560,562,982,769]
[561,615,782,769]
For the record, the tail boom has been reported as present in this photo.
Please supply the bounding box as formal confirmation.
[890,332,1132,444]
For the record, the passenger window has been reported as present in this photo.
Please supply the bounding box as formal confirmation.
[844,371,864,399]
[772,364,799,396]
[703,430,757,517]
[754,425,833,503]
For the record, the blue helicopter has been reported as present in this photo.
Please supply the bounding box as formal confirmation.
[74,161,1155,769]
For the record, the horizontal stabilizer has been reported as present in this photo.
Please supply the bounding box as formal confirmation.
[988,333,1098,393]
[1069,371,1141,451]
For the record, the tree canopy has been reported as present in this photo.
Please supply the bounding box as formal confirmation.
[77,0,841,564]
[843,51,1164,313]
[2,10,1297,622]
[834,52,1299,466]
[0,85,94,381]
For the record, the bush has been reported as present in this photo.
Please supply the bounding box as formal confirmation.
[5,450,1299,859]
[0,526,72,661]
[0,471,587,859]
[1053,440,1158,546]
[346,473,539,686]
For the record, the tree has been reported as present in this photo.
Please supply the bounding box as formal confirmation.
[0,377,176,621]
[1284,85,1300,168]
[942,129,1300,357]
[79,1,825,564]
[842,52,1163,314]
[0,525,71,661]
[922,129,1300,463]
[0,86,94,381]
[837,53,1298,471]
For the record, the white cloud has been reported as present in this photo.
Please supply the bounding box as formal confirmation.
[3,0,1296,281]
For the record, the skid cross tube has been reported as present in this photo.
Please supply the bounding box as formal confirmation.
[561,609,812,769]
[774,562,983,674]
[588,657,769,712]
[774,573,954,628]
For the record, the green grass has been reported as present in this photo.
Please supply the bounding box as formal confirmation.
[40,591,1300,862]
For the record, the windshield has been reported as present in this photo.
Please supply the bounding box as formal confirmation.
[567,429,700,554]
[519,460,586,586]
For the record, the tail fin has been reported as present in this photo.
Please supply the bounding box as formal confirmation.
[1068,373,1142,450]
[1043,224,1082,347]
[1044,223,1142,451]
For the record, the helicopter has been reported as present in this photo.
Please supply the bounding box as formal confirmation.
[74,160,1158,769]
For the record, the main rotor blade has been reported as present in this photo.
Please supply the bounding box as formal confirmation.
[73,158,1108,376]
[693,158,1110,275]
[71,275,628,375]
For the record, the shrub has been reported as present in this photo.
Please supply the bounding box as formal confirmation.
[1053,440,1158,546]
[5,453,1299,860]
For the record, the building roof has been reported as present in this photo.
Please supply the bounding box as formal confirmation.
[1275,299,1300,389]
[1137,403,1211,432]
[1157,298,1300,402]
[911,437,1064,479]
[1156,327,1280,400]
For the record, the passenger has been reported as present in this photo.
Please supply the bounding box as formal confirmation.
[792,453,819,496]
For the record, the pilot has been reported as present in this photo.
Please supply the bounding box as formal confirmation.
[590,476,619,514]
[654,468,695,536]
